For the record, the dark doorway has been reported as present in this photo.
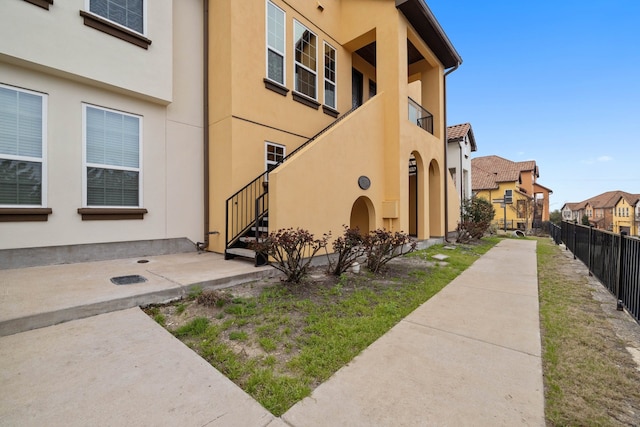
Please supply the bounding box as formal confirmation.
[352,68,363,109]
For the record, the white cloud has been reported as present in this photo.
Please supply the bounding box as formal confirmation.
[581,155,613,165]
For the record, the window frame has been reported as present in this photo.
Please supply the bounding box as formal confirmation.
[265,141,285,181]
[81,0,151,49]
[265,0,287,89]
[0,83,48,209]
[293,20,318,102]
[81,103,143,210]
[84,0,147,36]
[323,41,337,110]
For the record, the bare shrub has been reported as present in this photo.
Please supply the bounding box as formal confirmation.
[251,228,329,284]
[363,229,416,273]
[326,226,365,276]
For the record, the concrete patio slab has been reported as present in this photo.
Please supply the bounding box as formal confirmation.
[0,252,276,336]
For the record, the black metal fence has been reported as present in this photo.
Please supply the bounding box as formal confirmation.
[548,221,640,323]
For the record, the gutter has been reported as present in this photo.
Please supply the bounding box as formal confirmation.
[202,0,210,250]
[443,62,460,242]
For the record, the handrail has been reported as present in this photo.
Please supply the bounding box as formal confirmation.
[408,97,433,134]
[225,105,360,249]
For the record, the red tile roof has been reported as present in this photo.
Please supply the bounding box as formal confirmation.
[447,123,477,152]
[566,191,640,209]
[471,155,551,193]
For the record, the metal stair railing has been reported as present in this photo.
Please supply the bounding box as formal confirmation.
[225,105,359,251]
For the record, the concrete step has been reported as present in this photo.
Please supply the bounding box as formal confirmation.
[226,248,256,259]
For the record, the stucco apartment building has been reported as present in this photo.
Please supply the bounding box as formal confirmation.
[562,191,640,236]
[1,0,204,268]
[471,155,552,230]
[1,0,461,268]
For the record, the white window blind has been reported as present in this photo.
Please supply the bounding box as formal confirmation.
[84,105,141,207]
[89,0,144,34]
[0,85,46,206]
[266,1,286,85]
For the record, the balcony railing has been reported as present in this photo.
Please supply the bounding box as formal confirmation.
[408,97,433,134]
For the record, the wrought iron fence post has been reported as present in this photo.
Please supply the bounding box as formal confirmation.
[588,225,593,276]
[573,224,577,259]
[616,232,627,311]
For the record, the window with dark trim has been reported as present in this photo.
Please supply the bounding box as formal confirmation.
[82,104,145,219]
[0,84,50,221]
[81,0,151,49]
[323,42,337,110]
[293,20,317,101]
[266,1,286,87]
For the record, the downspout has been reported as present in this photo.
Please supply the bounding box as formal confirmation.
[459,139,464,219]
[443,63,459,242]
[202,0,210,250]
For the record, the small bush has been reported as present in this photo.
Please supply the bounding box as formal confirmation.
[457,197,495,241]
[251,228,329,284]
[363,229,416,273]
[326,226,365,276]
[197,289,231,307]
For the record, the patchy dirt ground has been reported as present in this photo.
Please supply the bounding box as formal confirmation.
[144,255,437,370]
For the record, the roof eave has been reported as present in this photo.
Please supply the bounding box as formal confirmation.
[395,0,462,69]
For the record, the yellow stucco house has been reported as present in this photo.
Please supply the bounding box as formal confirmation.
[207,0,462,262]
[613,194,640,236]
[471,155,552,230]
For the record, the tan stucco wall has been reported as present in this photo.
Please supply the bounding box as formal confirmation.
[208,0,451,252]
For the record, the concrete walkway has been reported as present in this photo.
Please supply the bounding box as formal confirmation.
[0,239,545,426]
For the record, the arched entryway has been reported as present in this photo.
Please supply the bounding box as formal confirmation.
[428,159,442,237]
[350,196,374,235]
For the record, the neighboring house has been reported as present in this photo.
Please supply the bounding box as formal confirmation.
[471,155,553,230]
[563,191,640,234]
[561,202,583,222]
[447,123,477,204]
[209,0,462,262]
[613,194,640,235]
[1,0,463,267]
[1,1,204,267]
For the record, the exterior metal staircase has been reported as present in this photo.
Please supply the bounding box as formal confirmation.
[224,106,359,265]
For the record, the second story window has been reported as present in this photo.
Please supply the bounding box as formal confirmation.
[0,84,47,207]
[293,20,317,100]
[266,1,286,86]
[88,0,144,34]
[323,42,337,109]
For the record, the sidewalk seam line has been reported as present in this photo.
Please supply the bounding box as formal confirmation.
[401,319,542,358]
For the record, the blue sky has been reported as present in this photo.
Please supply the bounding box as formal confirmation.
[427,0,640,210]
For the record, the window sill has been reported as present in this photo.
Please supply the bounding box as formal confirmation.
[292,92,320,110]
[322,105,339,118]
[80,10,152,49]
[0,208,52,222]
[78,208,148,221]
[24,0,53,10]
[264,79,289,96]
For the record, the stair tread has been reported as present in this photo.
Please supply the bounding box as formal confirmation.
[226,248,256,258]
[240,237,265,242]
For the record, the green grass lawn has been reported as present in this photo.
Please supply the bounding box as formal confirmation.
[156,237,500,416]
[537,237,640,426]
